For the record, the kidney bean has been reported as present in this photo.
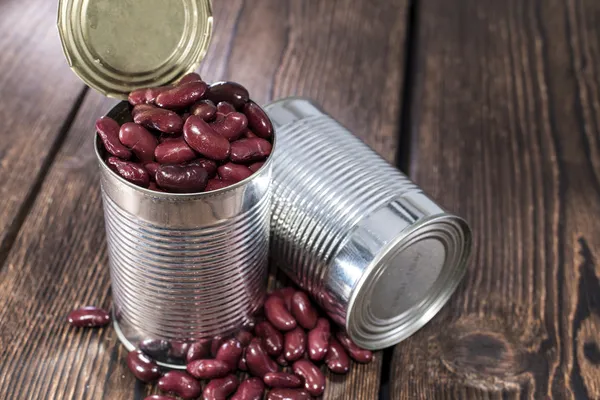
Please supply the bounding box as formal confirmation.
[205,178,236,192]
[144,162,159,181]
[132,103,156,118]
[238,349,248,371]
[148,182,164,192]
[133,105,184,134]
[275,353,289,367]
[154,138,196,164]
[119,122,158,162]
[186,339,211,363]
[264,372,303,389]
[243,128,258,139]
[186,359,230,379]
[283,327,306,362]
[204,374,239,400]
[217,163,253,183]
[155,164,208,193]
[211,335,226,357]
[246,338,278,378]
[126,350,161,382]
[230,138,272,163]
[168,340,190,360]
[208,81,250,109]
[96,117,132,160]
[248,161,265,173]
[307,318,330,362]
[106,157,150,188]
[216,338,243,371]
[243,101,273,139]
[335,332,373,363]
[210,112,248,141]
[264,295,297,331]
[291,291,318,330]
[235,330,254,346]
[140,338,171,359]
[156,81,208,109]
[67,306,110,328]
[231,377,265,400]
[158,371,202,400]
[325,338,350,374]
[144,396,177,400]
[186,158,217,178]
[272,287,295,310]
[255,321,283,357]
[178,72,202,85]
[183,115,230,160]
[191,99,217,121]
[128,85,171,105]
[267,388,311,400]
[216,101,236,118]
[292,359,325,396]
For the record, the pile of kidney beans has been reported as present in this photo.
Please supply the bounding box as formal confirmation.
[95,73,274,193]
[68,287,373,400]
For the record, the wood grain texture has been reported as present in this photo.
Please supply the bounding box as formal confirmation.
[0,0,85,258]
[0,0,408,398]
[390,0,600,399]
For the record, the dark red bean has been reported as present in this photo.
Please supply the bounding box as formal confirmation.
[178,72,202,85]
[211,335,226,357]
[128,86,171,105]
[210,112,248,141]
[186,158,217,178]
[230,138,272,163]
[246,338,278,378]
[96,117,132,160]
[106,157,150,188]
[126,350,161,383]
[168,340,190,359]
[243,128,257,139]
[155,164,208,193]
[271,287,295,310]
[307,318,330,362]
[208,81,250,109]
[191,99,217,121]
[144,396,177,400]
[148,182,164,192]
[216,101,236,118]
[325,338,350,374]
[236,330,254,346]
[264,372,303,389]
[283,326,306,362]
[255,321,283,357]
[134,105,184,134]
[248,161,265,173]
[267,388,311,400]
[144,162,159,181]
[132,103,156,118]
[186,339,211,363]
[217,163,253,183]
[291,292,318,330]
[216,338,243,371]
[275,353,289,367]
[264,295,297,331]
[183,115,231,161]
[243,101,273,139]
[186,359,230,379]
[204,374,239,400]
[158,371,202,400]
[336,332,373,363]
[154,138,196,164]
[156,81,208,109]
[119,122,158,162]
[205,178,236,192]
[292,359,325,397]
[67,306,110,328]
[238,349,248,371]
[140,338,171,359]
[231,377,265,400]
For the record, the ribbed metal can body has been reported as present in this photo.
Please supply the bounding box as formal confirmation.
[96,102,271,367]
[264,98,472,350]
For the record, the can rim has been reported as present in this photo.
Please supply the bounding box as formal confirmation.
[94,101,277,198]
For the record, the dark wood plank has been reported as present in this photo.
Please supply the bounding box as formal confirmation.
[390,0,600,398]
[0,0,85,258]
[0,0,408,398]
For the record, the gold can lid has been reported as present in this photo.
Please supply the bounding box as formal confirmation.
[58,0,213,99]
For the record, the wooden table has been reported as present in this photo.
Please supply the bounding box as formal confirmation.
[1,0,599,399]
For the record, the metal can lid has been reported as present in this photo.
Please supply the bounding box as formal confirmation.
[57,0,213,99]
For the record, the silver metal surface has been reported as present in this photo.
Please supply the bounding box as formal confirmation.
[96,102,271,367]
[265,97,472,350]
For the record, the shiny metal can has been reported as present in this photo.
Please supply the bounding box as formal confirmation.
[95,102,272,368]
[265,98,472,350]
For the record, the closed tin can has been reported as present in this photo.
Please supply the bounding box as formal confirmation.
[265,98,472,350]
[96,102,272,367]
